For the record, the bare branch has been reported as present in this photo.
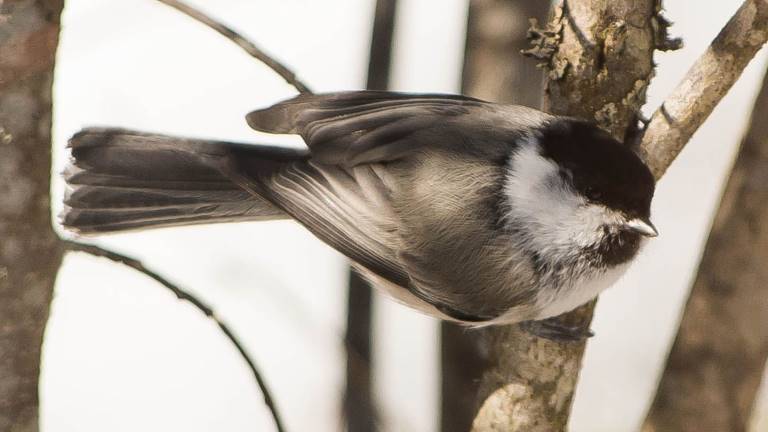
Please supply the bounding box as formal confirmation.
[471,1,768,429]
[639,0,768,179]
[641,61,768,432]
[0,1,64,430]
[154,0,312,94]
[63,241,287,432]
[443,1,550,431]
[471,0,659,428]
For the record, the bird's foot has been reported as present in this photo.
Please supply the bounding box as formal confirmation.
[520,318,594,343]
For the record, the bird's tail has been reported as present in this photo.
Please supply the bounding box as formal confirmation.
[62,128,305,234]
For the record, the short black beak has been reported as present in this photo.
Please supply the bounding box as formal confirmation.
[624,217,658,237]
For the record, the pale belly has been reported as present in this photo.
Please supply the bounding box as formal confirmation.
[355,261,632,326]
[532,262,631,320]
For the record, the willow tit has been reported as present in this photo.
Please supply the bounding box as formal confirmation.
[63,91,657,340]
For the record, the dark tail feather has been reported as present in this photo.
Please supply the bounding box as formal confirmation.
[62,128,305,234]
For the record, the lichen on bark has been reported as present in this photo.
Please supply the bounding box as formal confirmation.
[543,0,659,138]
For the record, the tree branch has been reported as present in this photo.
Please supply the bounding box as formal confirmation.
[0,1,64,430]
[471,0,768,429]
[472,1,659,429]
[63,241,287,432]
[639,0,768,179]
[641,45,768,432]
[154,0,313,94]
[442,1,550,431]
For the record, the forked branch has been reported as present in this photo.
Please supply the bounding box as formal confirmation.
[639,0,768,179]
[473,0,768,430]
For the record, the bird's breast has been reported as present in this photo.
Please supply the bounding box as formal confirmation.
[532,261,631,320]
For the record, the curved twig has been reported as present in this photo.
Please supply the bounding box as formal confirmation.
[155,0,313,94]
[63,240,287,432]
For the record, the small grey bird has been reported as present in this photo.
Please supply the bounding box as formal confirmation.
[62,91,657,340]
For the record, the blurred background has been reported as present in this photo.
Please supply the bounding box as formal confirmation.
[42,0,768,431]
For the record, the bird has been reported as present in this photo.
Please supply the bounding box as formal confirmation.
[62,91,657,341]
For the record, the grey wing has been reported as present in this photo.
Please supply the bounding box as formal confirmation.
[235,158,495,322]
[231,155,517,323]
[246,91,550,166]
[229,155,411,289]
[240,91,551,321]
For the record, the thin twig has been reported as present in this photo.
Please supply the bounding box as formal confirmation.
[63,240,287,432]
[639,0,768,180]
[155,0,312,94]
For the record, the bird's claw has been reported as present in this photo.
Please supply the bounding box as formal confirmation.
[520,318,594,343]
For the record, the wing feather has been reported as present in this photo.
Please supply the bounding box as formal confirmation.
[230,158,410,288]
[237,91,553,322]
[246,91,533,165]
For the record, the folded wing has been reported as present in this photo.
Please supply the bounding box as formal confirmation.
[246,91,544,166]
[240,91,550,321]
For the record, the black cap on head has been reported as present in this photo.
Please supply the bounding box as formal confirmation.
[537,118,655,218]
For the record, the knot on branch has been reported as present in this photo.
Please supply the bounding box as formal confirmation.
[594,20,629,83]
[594,103,619,131]
[602,20,628,62]
[523,6,568,80]
[595,78,652,137]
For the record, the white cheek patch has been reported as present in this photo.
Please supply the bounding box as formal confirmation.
[503,140,623,256]
[502,138,638,320]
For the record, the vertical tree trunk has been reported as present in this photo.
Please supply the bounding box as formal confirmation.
[344,1,398,430]
[460,0,548,108]
[440,1,548,431]
[642,64,768,432]
[471,1,661,430]
[0,0,64,430]
[345,272,376,432]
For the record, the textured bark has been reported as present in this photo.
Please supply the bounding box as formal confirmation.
[440,2,548,431]
[344,1,397,430]
[0,0,64,430]
[540,1,658,137]
[639,0,768,179]
[641,64,768,432]
[471,0,768,428]
[471,1,662,430]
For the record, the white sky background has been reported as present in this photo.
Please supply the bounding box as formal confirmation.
[43,1,768,431]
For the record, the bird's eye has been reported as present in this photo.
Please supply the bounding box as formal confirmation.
[585,187,602,201]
